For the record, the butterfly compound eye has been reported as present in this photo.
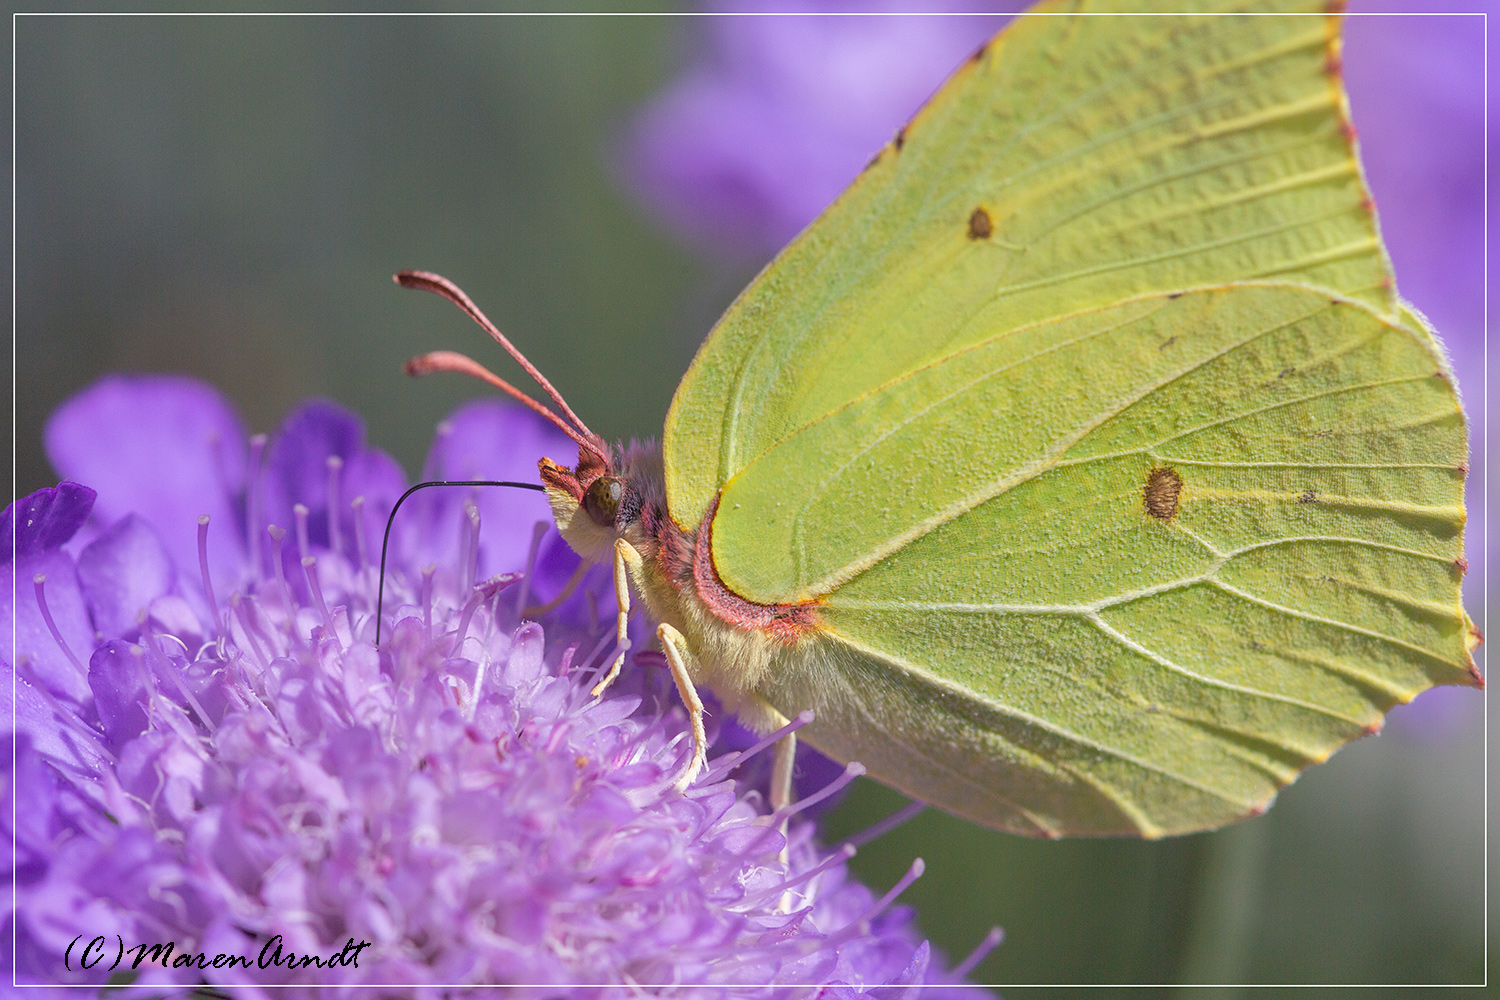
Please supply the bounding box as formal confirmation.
[583,476,624,527]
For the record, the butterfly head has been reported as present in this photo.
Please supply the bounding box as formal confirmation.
[392,270,665,564]
[539,442,658,564]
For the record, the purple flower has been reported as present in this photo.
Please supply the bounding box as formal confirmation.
[4,375,997,995]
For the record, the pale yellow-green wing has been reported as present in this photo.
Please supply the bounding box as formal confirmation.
[752,284,1470,837]
[664,0,1393,538]
[659,2,1475,837]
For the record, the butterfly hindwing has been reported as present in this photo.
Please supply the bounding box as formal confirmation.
[755,285,1468,836]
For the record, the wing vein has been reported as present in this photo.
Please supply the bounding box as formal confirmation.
[831,632,1263,817]
[805,296,1333,596]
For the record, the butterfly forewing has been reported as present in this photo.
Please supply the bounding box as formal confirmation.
[659,1,1473,836]
[664,0,1392,533]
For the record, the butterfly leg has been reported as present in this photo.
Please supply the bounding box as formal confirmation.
[769,727,799,910]
[731,693,797,809]
[658,622,708,793]
[591,537,640,698]
[771,729,796,811]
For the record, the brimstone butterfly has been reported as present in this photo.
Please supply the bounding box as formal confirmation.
[401,0,1480,838]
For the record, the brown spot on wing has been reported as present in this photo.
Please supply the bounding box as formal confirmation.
[1143,467,1183,522]
[894,126,906,151]
[967,207,993,240]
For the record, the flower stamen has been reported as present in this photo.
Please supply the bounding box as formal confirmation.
[421,564,436,635]
[266,526,294,608]
[772,762,865,824]
[840,800,927,851]
[514,520,549,620]
[246,433,267,580]
[952,926,1005,979]
[450,574,520,657]
[141,624,217,734]
[242,593,282,665]
[350,495,370,575]
[196,514,223,641]
[740,842,856,908]
[31,573,88,680]
[459,499,481,594]
[703,709,814,785]
[572,628,618,704]
[293,503,312,563]
[228,592,270,669]
[303,556,338,642]
[326,455,345,557]
[267,525,303,651]
[821,858,925,952]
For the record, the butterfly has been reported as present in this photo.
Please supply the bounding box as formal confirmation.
[400,0,1479,838]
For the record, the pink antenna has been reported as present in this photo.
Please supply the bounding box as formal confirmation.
[395,270,609,458]
[405,351,601,458]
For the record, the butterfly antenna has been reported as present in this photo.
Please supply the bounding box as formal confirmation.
[395,270,609,459]
[405,350,600,458]
[373,479,546,648]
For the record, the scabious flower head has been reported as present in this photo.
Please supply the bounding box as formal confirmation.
[4,376,996,995]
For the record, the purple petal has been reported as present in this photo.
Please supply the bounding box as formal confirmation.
[527,529,614,627]
[0,664,107,775]
[87,640,151,749]
[261,399,408,562]
[2,550,95,703]
[343,446,410,569]
[1,483,97,564]
[75,515,177,639]
[43,375,249,584]
[410,400,575,578]
[262,400,363,536]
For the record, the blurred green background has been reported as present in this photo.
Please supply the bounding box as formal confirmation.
[13,8,1487,991]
